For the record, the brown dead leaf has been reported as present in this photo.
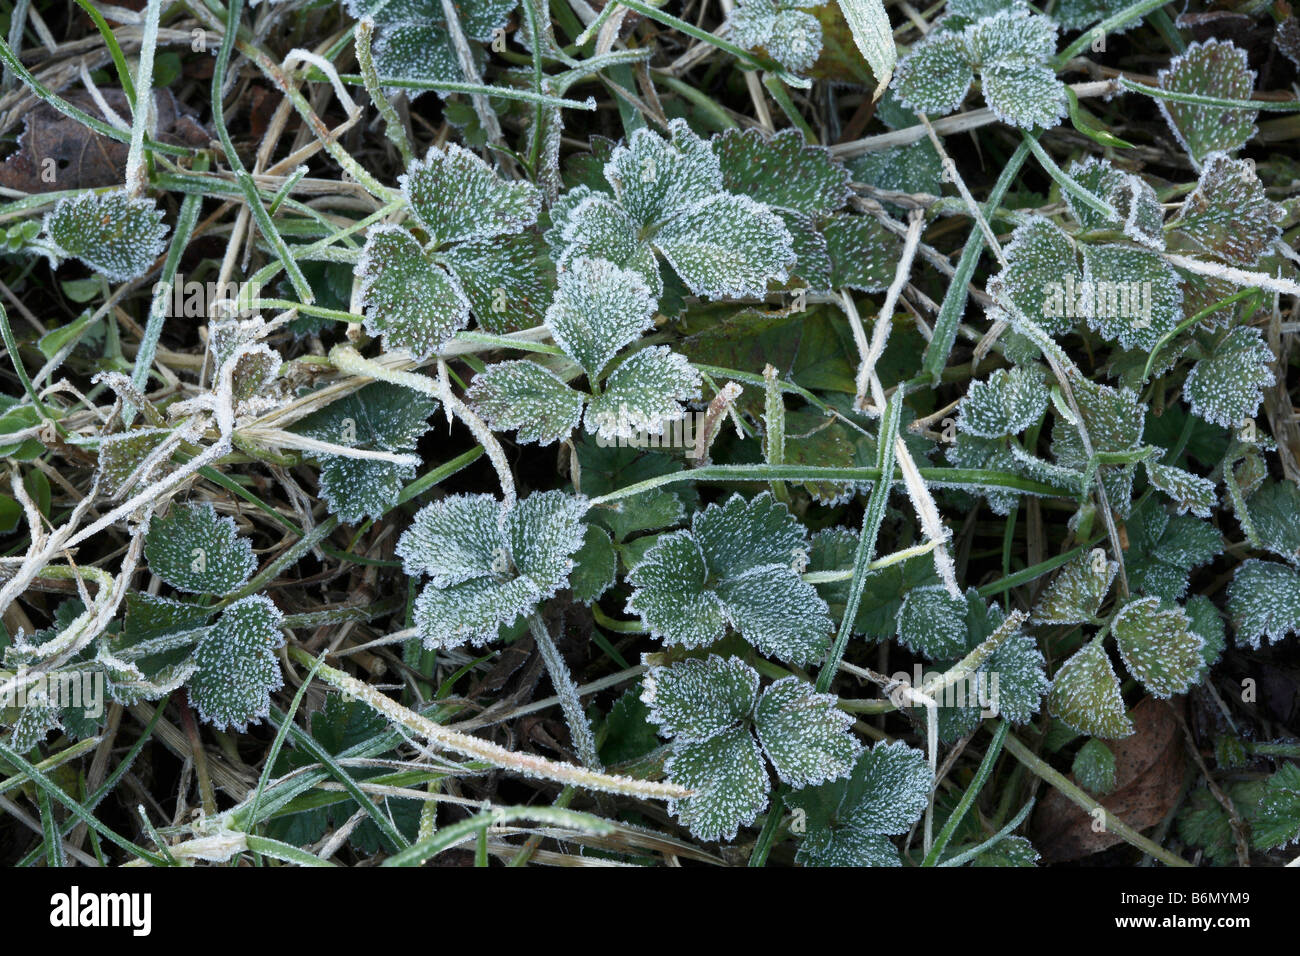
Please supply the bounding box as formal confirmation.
[1032,697,1186,862]
[0,88,208,193]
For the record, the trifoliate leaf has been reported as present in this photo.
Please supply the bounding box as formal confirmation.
[1072,738,1117,795]
[893,31,974,116]
[1144,461,1216,518]
[546,256,656,381]
[1112,596,1204,697]
[1227,559,1300,648]
[356,225,471,358]
[1244,479,1300,566]
[822,213,899,292]
[295,382,436,523]
[666,725,770,843]
[1184,326,1275,429]
[754,676,860,787]
[989,216,1080,337]
[1078,244,1181,352]
[397,492,587,649]
[626,493,831,664]
[714,128,851,218]
[787,740,931,867]
[1157,40,1258,164]
[1048,638,1133,739]
[896,585,968,659]
[642,654,760,742]
[1253,762,1300,850]
[144,502,255,595]
[44,190,168,282]
[441,232,555,333]
[187,595,285,731]
[468,359,585,445]
[1168,153,1283,266]
[1033,550,1117,625]
[652,194,795,299]
[570,524,616,605]
[957,366,1049,439]
[585,346,701,441]
[604,119,722,227]
[555,192,663,296]
[401,143,541,246]
[1123,502,1222,601]
[1067,156,1164,249]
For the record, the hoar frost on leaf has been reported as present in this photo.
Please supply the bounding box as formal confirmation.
[957,366,1048,439]
[551,120,796,302]
[642,655,860,842]
[1067,156,1164,249]
[468,257,701,445]
[144,501,255,595]
[396,491,587,649]
[187,595,286,732]
[1033,549,1117,625]
[1156,40,1258,164]
[786,740,931,867]
[626,492,833,665]
[1227,559,1300,648]
[44,191,168,283]
[1048,638,1133,739]
[728,0,824,75]
[1111,596,1205,698]
[893,4,1066,130]
[1184,326,1275,429]
[1168,153,1284,266]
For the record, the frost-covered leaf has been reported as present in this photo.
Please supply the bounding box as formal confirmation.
[371,24,465,96]
[626,493,832,664]
[545,257,656,381]
[729,0,779,52]
[1112,596,1204,697]
[787,740,930,867]
[397,492,587,649]
[401,143,541,246]
[1253,762,1300,850]
[822,213,899,292]
[553,192,662,296]
[963,6,1057,65]
[714,127,850,218]
[1144,461,1216,518]
[44,190,168,282]
[1123,501,1223,601]
[1078,244,1181,352]
[652,194,795,299]
[957,366,1048,439]
[96,427,176,498]
[357,225,470,358]
[1051,0,1130,31]
[754,676,860,787]
[1157,40,1258,164]
[1072,738,1117,795]
[982,63,1067,129]
[441,232,555,333]
[1244,479,1300,566]
[1048,638,1133,739]
[768,8,824,73]
[570,524,616,605]
[666,725,770,843]
[1051,378,1145,513]
[893,31,973,116]
[1186,593,1226,675]
[985,632,1049,724]
[468,360,585,445]
[896,585,968,659]
[144,502,255,595]
[1033,550,1117,625]
[641,654,759,742]
[1227,559,1300,648]
[1184,326,1275,429]
[1168,153,1283,266]
[989,216,1079,337]
[604,119,723,227]
[1067,156,1164,248]
[187,595,285,731]
[295,382,436,523]
[585,347,701,441]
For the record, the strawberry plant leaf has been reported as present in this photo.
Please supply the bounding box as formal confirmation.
[1157,39,1258,164]
[957,366,1049,439]
[753,676,860,787]
[1112,596,1204,697]
[356,225,471,358]
[1227,559,1300,648]
[1168,153,1284,267]
[468,359,586,445]
[642,654,760,742]
[1184,326,1275,429]
[401,143,542,246]
[1048,638,1133,739]
[1072,738,1117,795]
[1033,550,1117,625]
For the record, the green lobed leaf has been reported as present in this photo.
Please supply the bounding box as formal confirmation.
[1184,326,1275,430]
[1156,39,1258,164]
[356,225,471,358]
[753,676,860,787]
[401,143,541,246]
[467,360,586,445]
[144,502,255,596]
[1033,549,1117,625]
[642,654,759,742]
[44,190,168,283]
[187,595,286,731]
[1072,738,1117,795]
[1168,153,1284,267]
[1226,559,1300,648]
[1112,596,1205,697]
[1048,638,1133,739]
